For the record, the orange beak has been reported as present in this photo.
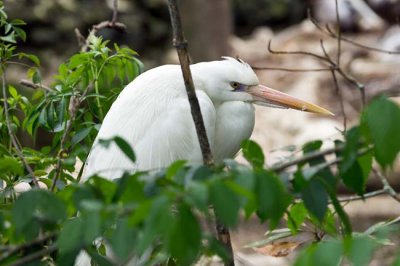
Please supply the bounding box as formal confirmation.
[248,85,334,116]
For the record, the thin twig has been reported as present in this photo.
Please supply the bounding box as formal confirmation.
[75,0,125,52]
[8,244,57,266]
[308,9,400,55]
[373,168,400,203]
[335,0,341,66]
[270,145,344,172]
[111,0,118,25]
[50,95,80,191]
[252,66,331,72]
[268,40,330,63]
[0,233,56,260]
[330,69,347,133]
[20,79,52,92]
[336,189,388,202]
[1,69,39,187]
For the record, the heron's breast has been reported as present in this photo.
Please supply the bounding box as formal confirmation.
[213,101,255,162]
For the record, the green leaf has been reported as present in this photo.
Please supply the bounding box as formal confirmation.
[12,190,67,239]
[57,217,84,255]
[341,161,365,195]
[0,33,16,43]
[138,196,172,253]
[312,240,343,266]
[255,171,292,228]
[302,140,322,154]
[99,136,136,164]
[18,52,40,66]
[287,203,307,234]
[8,85,18,99]
[186,181,209,212]
[110,218,137,260]
[361,96,400,168]
[165,203,201,265]
[88,176,117,203]
[32,69,41,84]
[0,157,23,176]
[210,180,240,227]
[297,172,328,221]
[72,127,92,146]
[241,140,264,169]
[165,160,187,180]
[345,235,376,266]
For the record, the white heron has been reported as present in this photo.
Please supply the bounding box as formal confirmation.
[83,57,332,180]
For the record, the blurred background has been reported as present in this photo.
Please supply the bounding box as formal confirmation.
[3,0,400,264]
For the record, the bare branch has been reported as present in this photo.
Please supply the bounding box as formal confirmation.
[166,0,213,166]
[268,40,330,63]
[337,189,388,202]
[166,1,235,265]
[330,69,347,133]
[20,79,52,92]
[76,0,126,52]
[8,244,57,266]
[335,0,342,66]
[0,233,56,260]
[270,145,343,172]
[111,0,118,25]
[373,168,400,203]
[252,66,331,72]
[309,9,400,55]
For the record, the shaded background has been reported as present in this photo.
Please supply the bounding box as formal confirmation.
[3,0,400,264]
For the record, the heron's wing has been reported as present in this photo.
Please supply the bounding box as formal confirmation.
[83,66,216,180]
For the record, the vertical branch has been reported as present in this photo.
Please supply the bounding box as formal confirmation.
[330,69,347,133]
[111,0,118,25]
[166,1,234,265]
[1,69,39,187]
[166,0,213,166]
[335,0,341,66]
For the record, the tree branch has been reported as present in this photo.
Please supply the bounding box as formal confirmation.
[8,244,57,266]
[0,233,56,260]
[75,0,126,52]
[166,0,213,166]
[20,79,52,92]
[166,1,235,265]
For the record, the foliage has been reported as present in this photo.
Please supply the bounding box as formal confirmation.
[1,2,400,266]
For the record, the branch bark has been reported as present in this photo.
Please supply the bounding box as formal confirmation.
[166,0,213,166]
[166,1,234,265]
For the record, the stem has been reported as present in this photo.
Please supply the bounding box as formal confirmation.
[166,0,213,166]
[94,78,104,120]
[50,94,81,191]
[1,68,39,187]
[270,145,344,172]
[8,244,57,266]
[335,0,341,66]
[166,1,235,265]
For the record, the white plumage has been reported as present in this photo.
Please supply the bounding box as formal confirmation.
[84,57,331,180]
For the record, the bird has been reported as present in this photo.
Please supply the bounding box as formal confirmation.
[83,57,332,180]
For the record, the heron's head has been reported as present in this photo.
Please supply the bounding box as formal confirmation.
[193,57,333,115]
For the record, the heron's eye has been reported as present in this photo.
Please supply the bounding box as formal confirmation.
[230,82,240,90]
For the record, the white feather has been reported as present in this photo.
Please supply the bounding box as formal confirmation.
[83,57,259,180]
